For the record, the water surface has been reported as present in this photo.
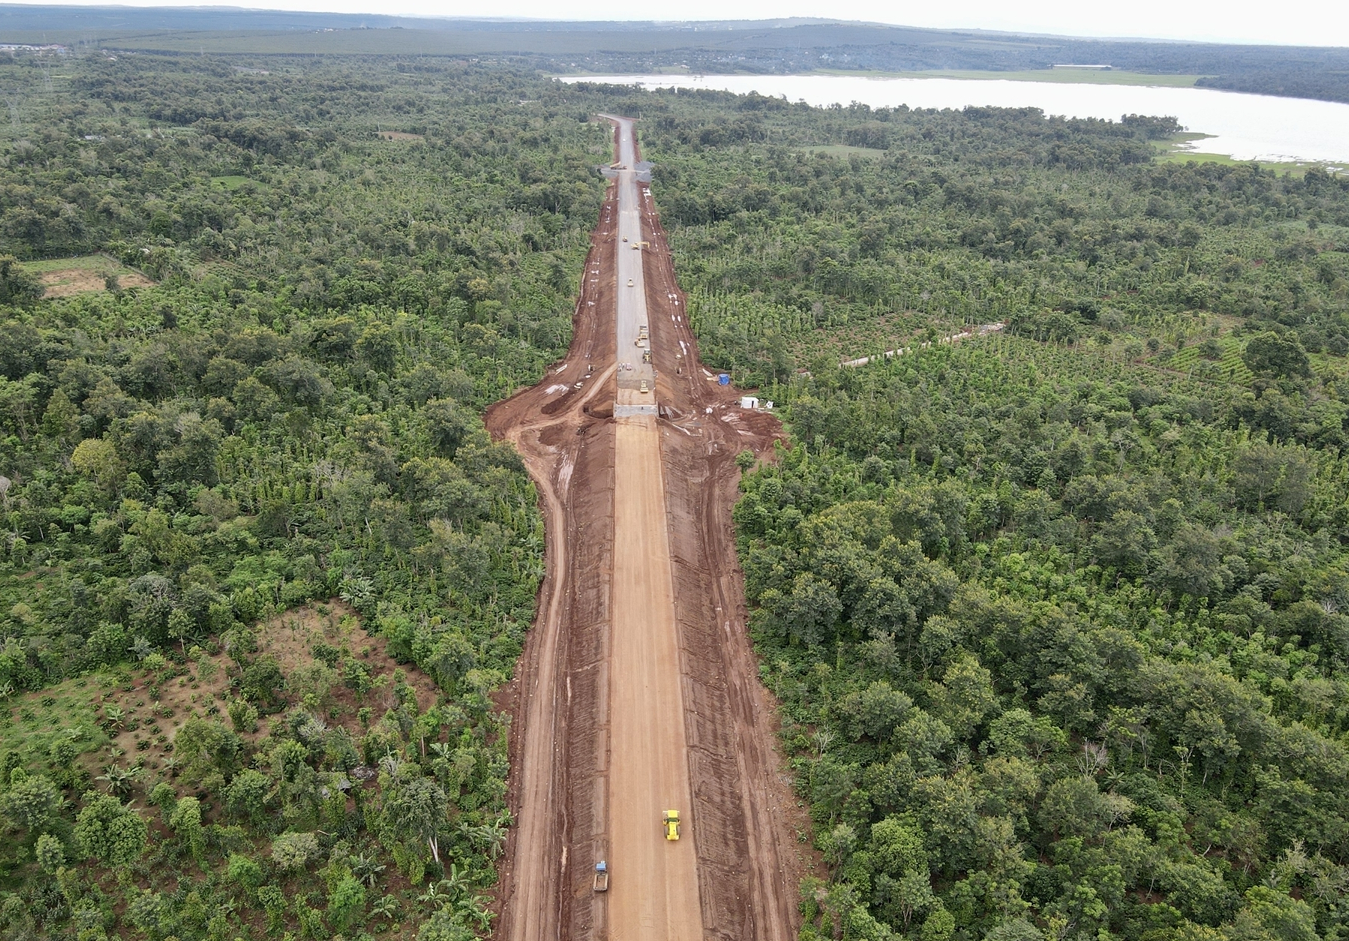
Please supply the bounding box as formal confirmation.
[564,74,1349,166]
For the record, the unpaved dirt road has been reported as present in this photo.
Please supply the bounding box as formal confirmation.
[486,116,809,941]
[606,116,702,941]
[609,415,701,940]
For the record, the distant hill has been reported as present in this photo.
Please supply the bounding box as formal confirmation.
[2,6,1346,105]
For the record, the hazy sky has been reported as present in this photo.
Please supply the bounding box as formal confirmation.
[18,0,1349,47]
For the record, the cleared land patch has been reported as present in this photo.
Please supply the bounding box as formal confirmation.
[23,254,155,297]
[1153,132,1343,176]
[3,600,431,786]
[0,599,447,936]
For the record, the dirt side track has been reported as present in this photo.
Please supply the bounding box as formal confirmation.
[486,122,807,941]
[486,181,619,941]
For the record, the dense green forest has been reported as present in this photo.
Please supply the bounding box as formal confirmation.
[0,55,612,940]
[637,88,1349,939]
[3,49,1349,941]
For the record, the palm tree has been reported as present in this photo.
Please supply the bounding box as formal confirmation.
[128,635,153,661]
[102,704,125,730]
[457,894,494,931]
[97,763,142,797]
[463,822,507,861]
[441,862,469,901]
[350,851,386,888]
[339,576,374,606]
[416,881,451,909]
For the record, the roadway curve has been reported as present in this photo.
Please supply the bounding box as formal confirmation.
[486,116,808,941]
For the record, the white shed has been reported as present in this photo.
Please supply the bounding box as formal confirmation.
[740,396,759,409]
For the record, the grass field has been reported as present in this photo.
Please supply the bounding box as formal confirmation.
[1,675,108,773]
[20,254,154,297]
[210,174,252,190]
[1153,138,1343,177]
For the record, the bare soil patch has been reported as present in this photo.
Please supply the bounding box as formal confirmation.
[35,256,155,297]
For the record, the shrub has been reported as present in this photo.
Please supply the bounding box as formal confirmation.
[227,698,259,734]
[226,853,264,892]
[271,830,321,872]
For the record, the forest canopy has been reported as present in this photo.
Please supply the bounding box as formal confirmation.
[0,48,1348,941]
[639,81,1349,941]
[0,55,612,941]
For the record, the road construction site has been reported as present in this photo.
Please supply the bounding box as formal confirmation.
[485,116,808,941]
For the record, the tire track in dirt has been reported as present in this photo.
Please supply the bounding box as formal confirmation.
[487,118,812,941]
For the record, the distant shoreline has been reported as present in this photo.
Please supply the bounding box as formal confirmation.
[559,72,1349,172]
[561,67,1204,88]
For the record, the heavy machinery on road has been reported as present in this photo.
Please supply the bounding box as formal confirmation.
[593,860,609,892]
[663,810,681,840]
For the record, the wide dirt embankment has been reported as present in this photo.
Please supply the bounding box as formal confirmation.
[486,118,807,941]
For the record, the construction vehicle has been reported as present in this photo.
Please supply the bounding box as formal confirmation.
[627,278,634,286]
[662,809,681,840]
[593,860,609,892]
[642,349,652,364]
[638,325,648,341]
[640,379,650,394]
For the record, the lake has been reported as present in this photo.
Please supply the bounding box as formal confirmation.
[562,74,1349,167]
